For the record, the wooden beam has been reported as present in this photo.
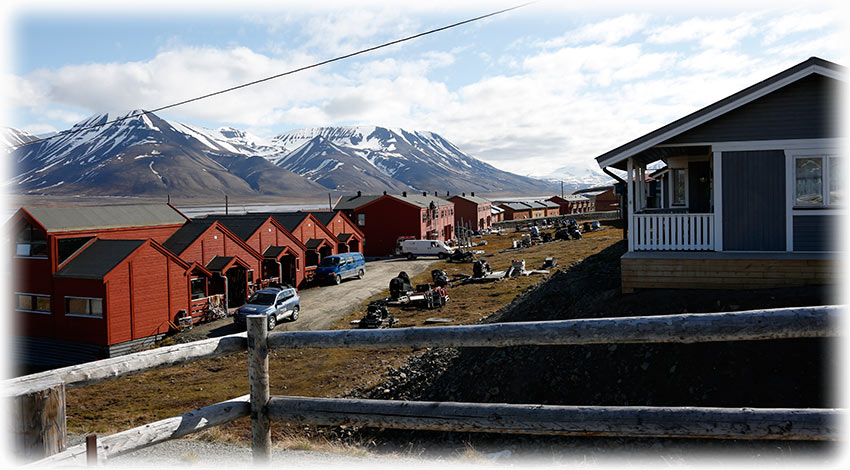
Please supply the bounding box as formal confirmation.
[247,315,271,463]
[25,395,250,466]
[11,382,66,460]
[267,306,837,350]
[267,396,842,441]
[5,334,247,397]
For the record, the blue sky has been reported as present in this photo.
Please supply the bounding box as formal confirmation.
[2,0,846,177]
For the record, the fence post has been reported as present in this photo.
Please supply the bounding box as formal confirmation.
[11,381,66,460]
[247,315,271,463]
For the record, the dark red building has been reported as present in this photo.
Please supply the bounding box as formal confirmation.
[337,192,455,257]
[10,204,192,366]
[448,193,492,231]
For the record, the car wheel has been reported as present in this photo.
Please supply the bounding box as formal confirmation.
[267,315,277,331]
[437,253,445,259]
[334,275,342,285]
[290,306,300,321]
[406,253,415,260]
[357,269,365,279]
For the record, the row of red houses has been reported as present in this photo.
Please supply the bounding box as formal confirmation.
[10,204,365,366]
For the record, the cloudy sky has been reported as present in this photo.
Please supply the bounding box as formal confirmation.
[2,0,846,177]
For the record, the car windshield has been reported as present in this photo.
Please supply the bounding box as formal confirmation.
[247,292,277,306]
[320,257,340,267]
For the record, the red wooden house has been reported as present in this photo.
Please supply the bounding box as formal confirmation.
[198,215,309,289]
[342,192,455,257]
[258,213,339,281]
[548,195,594,214]
[306,210,366,254]
[15,238,193,366]
[448,193,492,231]
[162,219,263,309]
[497,202,532,220]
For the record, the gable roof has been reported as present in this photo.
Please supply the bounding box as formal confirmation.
[498,202,531,211]
[162,219,216,255]
[258,212,310,232]
[390,193,454,208]
[198,215,269,241]
[596,57,844,170]
[22,204,187,233]
[55,239,145,279]
[307,211,336,227]
[334,194,383,211]
[449,194,491,205]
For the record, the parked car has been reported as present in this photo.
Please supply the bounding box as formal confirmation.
[400,239,455,260]
[233,286,300,330]
[315,252,366,285]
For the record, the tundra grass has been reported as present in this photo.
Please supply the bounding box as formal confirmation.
[65,226,623,447]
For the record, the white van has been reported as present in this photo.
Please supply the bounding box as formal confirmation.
[400,239,454,260]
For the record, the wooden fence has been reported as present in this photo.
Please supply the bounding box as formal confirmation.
[6,305,843,465]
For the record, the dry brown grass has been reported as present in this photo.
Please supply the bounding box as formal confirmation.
[65,225,623,449]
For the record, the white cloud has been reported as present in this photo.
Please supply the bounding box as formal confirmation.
[541,14,650,47]
[647,12,764,50]
[762,10,838,45]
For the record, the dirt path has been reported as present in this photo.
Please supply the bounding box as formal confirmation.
[176,257,437,340]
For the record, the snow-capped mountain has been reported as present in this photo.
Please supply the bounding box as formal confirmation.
[9,111,327,198]
[7,111,565,199]
[269,126,556,194]
[2,127,40,152]
[543,164,615,192]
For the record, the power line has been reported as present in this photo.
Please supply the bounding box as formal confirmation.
[10,2,534,151]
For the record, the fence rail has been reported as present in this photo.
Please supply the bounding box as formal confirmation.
[8,305,842,465]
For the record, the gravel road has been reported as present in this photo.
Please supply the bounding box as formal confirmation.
[179,257,437,340]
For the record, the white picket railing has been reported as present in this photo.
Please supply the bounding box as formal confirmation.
[632,213,714,251]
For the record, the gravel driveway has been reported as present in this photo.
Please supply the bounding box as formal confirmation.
[179,257,437,340]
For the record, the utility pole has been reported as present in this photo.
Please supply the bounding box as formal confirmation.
[561,180,564,198]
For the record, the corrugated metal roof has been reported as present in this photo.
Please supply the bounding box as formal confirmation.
[537,200,561,208]
[26,204,187,233]
[390,193,453,208]
[498,202,530,211]
[55,239,145,279]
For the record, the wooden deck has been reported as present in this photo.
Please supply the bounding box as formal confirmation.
[621,251,838,293]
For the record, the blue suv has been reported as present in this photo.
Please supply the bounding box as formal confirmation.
[315,252,366,285]
[233,287,300,330]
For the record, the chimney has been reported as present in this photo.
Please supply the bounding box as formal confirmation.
[462,192,465,197]
[471,192,475,197]
[446,191,450,197]
[383,190,387,195]
[434,191,438,196]
[402,191,407,197]
[357,190,362,197]
[422,191,427,197]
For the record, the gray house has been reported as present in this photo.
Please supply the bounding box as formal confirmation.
[595,57,843,292]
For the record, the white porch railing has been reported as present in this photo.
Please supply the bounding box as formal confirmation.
[632,213,714,251]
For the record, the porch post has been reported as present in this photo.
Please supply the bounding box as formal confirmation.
[626,157,635,251]
[712,151,723,251]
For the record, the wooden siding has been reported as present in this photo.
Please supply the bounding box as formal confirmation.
[666,74,839,144]
[721,150,786,251]
[621,256,838,293]
[793,215,837,252]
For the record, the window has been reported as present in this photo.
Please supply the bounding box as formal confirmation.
[190,278,206,300]
[66,297,103,318]
[15,223,47,258]
[795,155,840,207]
[671,169,687,206]
[16,293,51,314]
[357,213,365,226]
[57,237,94,265]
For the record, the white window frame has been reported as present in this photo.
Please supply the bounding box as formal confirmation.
[65,296,104,319]
[15,292,52,314]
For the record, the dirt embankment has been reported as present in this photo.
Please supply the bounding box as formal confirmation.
[348,241,835,456]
